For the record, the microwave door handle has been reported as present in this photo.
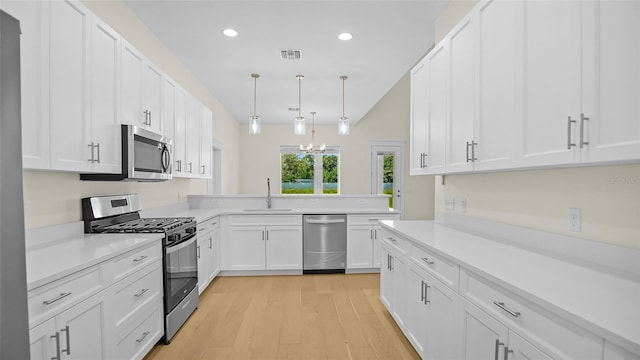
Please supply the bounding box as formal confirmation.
[162,146,171,173]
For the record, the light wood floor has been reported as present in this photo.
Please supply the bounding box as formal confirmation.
[144,274,419,360]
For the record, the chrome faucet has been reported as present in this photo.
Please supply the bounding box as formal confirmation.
[266,178,272,209]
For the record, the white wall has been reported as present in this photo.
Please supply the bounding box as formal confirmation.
[431,0,640,249]
[23,0,240,229]
[237,73,435,220]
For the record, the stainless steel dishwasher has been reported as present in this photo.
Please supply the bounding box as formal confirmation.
[303,214,347,274]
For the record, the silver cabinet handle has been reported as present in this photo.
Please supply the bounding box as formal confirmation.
[580,113,589,148]
[133,255,148,263]
[88,143,95,162]
[60,325,71,355]
[494,339,504,360]
[471,141,478,162]
[43,292,72,305]
[493,301,521,318]
[421,257,434,265]
[209,237,212,249]
[266,230,269,241]
[567,116,577,149]
[134,288,149,298]
[419,152,423,168]
[148,111,152,126]
[95,143,100,164]
[143,110,150,125]
[136,331,150,344]
[425,284,431,304]
[51,332,61,360]
[374,229,378,240]
[188,162,193,173]
[197,245,201,258]
[370,229,374,240]
[389,255,394,270]
[466,141,471,162]
[262,230,265,241]
[176,160,182,172]
[201,165,205,174]
[504,347,513,360]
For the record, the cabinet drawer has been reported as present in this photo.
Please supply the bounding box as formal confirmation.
[114,302,163,360]
[228,214,301,226]
[197,216,219,234]
[111,262,162,333]
[380,230,410,254]
[28,266,104,327]
[347,214,399,226]
[460,269,602,359]
[105,242,162,284]
[410,244,459,291]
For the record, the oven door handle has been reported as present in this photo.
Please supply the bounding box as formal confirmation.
[166,235,196,255]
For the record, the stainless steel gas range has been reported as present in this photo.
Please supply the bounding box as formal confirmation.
[82,194,198,344]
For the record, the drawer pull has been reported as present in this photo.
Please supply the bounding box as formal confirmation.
[494,340,504,360]
[133,255,148,263]
[43,292,72,306]
[198,227,206,232]
[388,237,397,243]
[135,331,150,344]
[421,257,434,265]
[493,301,521,318]
[134,288,149,298]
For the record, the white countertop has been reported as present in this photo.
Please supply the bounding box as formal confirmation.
[379,220,640,353]
[26,232,163,291]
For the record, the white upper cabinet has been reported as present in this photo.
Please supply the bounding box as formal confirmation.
[410,58,429,175]
[581,1,640,163]
[199,106,213,178]
[519,0,582,167]
[474,0,520,171]
[1,1,50,169]
[185,95,201,176]
[144,62,163,134]
[49,0,91,172]
[446,15,476,173]
[173,86,188,177]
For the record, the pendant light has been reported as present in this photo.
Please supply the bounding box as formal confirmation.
[294,75,306,135]
[338,75,350,135]
[300,112,326,154]
[249,73,261,134]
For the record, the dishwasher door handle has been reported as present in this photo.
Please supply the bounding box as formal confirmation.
[305,218,346,224]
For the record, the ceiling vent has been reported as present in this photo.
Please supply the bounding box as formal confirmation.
[281,49,302,60]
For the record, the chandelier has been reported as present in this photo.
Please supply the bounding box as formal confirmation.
[293,75,305,135]
[249,73,260,134]
[300,112,326,154]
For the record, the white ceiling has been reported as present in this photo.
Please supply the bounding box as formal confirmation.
[123,0,447,126]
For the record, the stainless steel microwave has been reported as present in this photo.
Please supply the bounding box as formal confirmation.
[80,125,172,181]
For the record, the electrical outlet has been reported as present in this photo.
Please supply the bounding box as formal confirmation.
[460,198,467,213]
[445,196,455,211]
[568,208,582,232]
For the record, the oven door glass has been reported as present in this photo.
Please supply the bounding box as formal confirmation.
[164,235,198,312]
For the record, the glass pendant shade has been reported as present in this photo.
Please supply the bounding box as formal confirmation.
[294,116,306,135]
[338,116,350,135]
[249,115,261,134]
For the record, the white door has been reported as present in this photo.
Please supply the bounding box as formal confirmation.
[426,40,448,173]
[582,0,640,163]
[407,267,429,357]
[120,40,144,127]
[508,331,553,360]
[391,253,407,328]
[56,294,106,360]
[196,235,209,294]
[144,62,163,134]
[410,58,429,174]
[265,226,302,270]
[226,226,265,270]
[458,298,508,360]
[49,0,91,172]
[347,225,374,269]
[90,17,120,173]
[520,1,581,167]
[379,244,394,310]
[446,15,476,173]
[29,318,57,360]
[370,142,403,214]
[424,271,458,360]
[474,0,521,171]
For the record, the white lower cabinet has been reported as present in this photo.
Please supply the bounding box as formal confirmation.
[380,240,407,328]
[458,297,508,360]
[224,215,302,272]
[347,214,399,270]
[197,217,220,294]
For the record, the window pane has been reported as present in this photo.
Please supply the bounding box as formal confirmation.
[322,153,339,194]
[383,155,394,208]
[281,152,314,194]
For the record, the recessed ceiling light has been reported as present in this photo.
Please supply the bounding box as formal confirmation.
[338,32,353,41]
[223,28,238,37]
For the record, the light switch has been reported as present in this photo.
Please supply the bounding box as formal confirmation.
[567,208,581,232]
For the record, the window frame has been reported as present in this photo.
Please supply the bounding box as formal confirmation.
[280,146,340,195]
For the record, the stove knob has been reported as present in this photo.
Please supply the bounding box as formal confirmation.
[168,233,181,243]
[185,227,196,234]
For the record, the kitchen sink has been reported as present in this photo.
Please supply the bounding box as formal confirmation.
[241,208,293,212]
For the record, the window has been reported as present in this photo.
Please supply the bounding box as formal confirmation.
[280,146,340,195]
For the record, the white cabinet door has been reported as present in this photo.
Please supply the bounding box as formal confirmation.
[458,298,508,360]
[347,225,374,269]
[380,244,394,310]
[49,0,91,172]
[29,318,56,360]
[144,62,163,134]
[163,77,176,148]
[120,40,145,129]
[173,86,188,176]
[446,15,476,173]
[265,226,302,270]
[185,95,201,176]
[1,0,50,169]
[372,225,382,268]
[474,0,521,171]
[425,40,448,173]
[507,331,553,360]
[56,293,107,360]
[391,251,407,328]
[196,235,210,294]
[226,226,265,270]
[90,16,120,173]
[210,225,220,278]
[199,106,213,178]
[582,0,640,163]
[407,266,429,357]
[423,270,458,360]
[520,0,581,167]
[410,58,429,175]
[604,341,640,360]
